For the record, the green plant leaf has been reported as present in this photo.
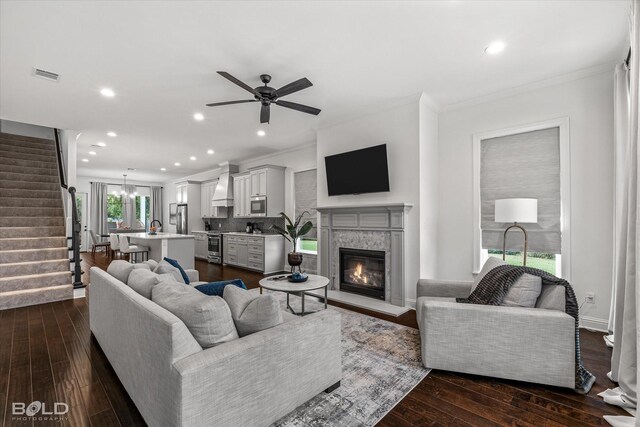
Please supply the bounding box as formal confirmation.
[279,212,294,228]
[293,211,310,229]
[297,221,313,237]
[270,224,291,242]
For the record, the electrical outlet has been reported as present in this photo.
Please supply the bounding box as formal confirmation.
[586,292,595,304]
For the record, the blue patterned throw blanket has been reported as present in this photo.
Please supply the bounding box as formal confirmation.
[456,264,596,394]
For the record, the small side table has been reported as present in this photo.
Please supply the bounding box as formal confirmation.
[258,274,330,316]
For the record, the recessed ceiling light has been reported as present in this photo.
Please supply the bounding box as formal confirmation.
[190,156,197,161]
[107,131,117,137]
[81,158,89,162]
[89,151,97,155]
[207,149,214,155]
[257,130,266,137]
[174,162,181,166]
[161,168,167,171]
[193,113,204,121]
[96,142,106,147]
[485,41,505,55]
[100,88,115,97]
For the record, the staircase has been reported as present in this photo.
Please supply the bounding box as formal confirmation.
[0,132,73,309]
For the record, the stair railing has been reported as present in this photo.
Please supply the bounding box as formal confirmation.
[54,128,84,289]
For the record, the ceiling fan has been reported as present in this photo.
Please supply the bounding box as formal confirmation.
[206,72,321,124]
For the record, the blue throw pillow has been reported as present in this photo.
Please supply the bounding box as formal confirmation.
[195,279,247,296]
[163,257,190,284]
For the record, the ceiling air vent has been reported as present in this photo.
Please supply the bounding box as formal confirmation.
[32,67,60,82]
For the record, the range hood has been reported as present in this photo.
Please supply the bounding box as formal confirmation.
[211,162,239,207]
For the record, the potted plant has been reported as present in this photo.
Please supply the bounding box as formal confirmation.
[271,211,313,273]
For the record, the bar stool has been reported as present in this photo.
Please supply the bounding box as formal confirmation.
[118,235,150,263]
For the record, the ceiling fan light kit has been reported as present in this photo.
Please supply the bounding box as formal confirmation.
[207,71,321,124]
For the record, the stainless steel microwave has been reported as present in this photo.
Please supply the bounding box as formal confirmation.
[250,196,267,216]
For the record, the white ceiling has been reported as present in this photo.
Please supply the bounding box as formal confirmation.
[0,1,629,182]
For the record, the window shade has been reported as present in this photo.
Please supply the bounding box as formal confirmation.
[480,127,561,253]
[294,169,317,239]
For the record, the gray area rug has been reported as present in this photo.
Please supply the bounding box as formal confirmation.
[267,291,430,426]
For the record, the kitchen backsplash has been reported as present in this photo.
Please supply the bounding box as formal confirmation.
[203,209,285,234]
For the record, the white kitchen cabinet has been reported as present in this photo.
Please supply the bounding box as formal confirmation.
[250,169,267,196]
[233,174,251,218]
[176,183,188,204]
[193,232,208,260]
[200,180,219,218]
[233,166,285,218]
[223,233,284,273]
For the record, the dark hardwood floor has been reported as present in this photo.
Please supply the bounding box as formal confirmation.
[0,251,627,426]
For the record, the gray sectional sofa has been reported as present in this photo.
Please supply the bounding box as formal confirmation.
[89,264,342,427]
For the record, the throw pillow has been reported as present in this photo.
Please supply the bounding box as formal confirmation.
[501,273,543,308]
[195,279,247,297]
[472,257,507,291]
[535,284,566,312]
[153,260,185,284]
[143,259,159,270]
[223,285,283,337]
[107,260,151,284]
[163,257,190,284]
[127,268,175,299]
[152,281,238,348]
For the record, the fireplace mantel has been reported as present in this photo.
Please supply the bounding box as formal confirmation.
[318,203,411,307]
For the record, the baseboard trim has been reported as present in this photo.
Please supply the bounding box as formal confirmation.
[580,316,608,332]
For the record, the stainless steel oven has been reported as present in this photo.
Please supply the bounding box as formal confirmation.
[207,232,222,264]
[250,196,267,217]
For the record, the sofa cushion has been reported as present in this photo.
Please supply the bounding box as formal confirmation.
[472,257,507,291]
[152,281,238,348]
[127,268,175,299]
[154,260,185,284]
[143,259,159,270]
[501,273,542,308]
[416,296,457,328]
[163,257,190,284]
[195,279,247,297]
[536,284,566,312]
[107,260,151,284]
[223,286,283,337]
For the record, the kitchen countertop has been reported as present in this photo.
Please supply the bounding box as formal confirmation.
[223,232,282,238]
[126,232,195,240]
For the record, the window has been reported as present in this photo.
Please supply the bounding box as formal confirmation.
[106,185,151,230]
[473,121,570,278]
[294,169,317,255]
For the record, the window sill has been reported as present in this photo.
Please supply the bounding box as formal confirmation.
[298,249,318,256]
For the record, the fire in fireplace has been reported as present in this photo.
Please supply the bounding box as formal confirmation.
[339,248,385,300]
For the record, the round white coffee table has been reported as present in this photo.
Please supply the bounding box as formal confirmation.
[259,274,330,316]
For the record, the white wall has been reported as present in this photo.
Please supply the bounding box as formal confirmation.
[419,94,439,279]
[0,119,54,139]
[437,70,614,327]
[317,101,422,304]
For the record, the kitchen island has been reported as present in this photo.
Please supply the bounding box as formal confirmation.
[127,233,196,269]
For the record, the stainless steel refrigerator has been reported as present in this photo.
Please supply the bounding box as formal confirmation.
[176,204,188,234]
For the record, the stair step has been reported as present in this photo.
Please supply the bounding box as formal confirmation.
[0,148,57,163]
[0,247,68,263]
[0,226,66,238]
[0,188,61,199]
[0,197,62,208]
[0,259,70,278]
[0,141,55,157]
[0,132,56,146]
[0,172,59,184]
[0,180,59,192]
[0,237,67,250]
[0,163,58,176]
[0,271,71,292]
[0,155,58,170]
[0,207,64,218]
[0,217,64,227]
[0,284,73,310]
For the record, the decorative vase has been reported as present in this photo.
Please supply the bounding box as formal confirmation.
[288,252,303,273]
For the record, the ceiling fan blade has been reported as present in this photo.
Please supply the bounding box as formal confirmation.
[273,78,313,98]
[260,104,270,124]
[217,71,260,97]
[274,100,321,116]
[206,99,257,107]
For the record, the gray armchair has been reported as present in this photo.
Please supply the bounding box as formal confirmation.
[416,258,577,389]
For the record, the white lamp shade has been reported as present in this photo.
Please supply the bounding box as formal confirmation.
[495,198,538,223]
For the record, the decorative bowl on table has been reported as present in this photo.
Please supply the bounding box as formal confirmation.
[288,272,308,283]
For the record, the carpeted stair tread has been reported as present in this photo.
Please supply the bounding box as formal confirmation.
[0,217,64,227]
[0,148,57,163]
[0,172,59,184]
[0,284,73,310]
[0,188,61,199]
[0,207,64,217]
[0,226,65,238]
[0,248,68,263]
[0,259,70,278]
[0,271,71,292]
[0,236,67,250]
[0,155,58,169]
[0,142,56,157]
[0,132,56,145]
[0,197,62,208]
[0,180,59,192]
[0,163,59,176]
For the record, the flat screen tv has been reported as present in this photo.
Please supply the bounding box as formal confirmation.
[325,144,390,196]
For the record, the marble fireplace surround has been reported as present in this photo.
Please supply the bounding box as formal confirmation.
[317,203,412,307]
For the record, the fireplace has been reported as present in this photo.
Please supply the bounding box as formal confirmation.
[339,248,385,300]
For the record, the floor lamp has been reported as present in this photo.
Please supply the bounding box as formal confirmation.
[495,198,538,266]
